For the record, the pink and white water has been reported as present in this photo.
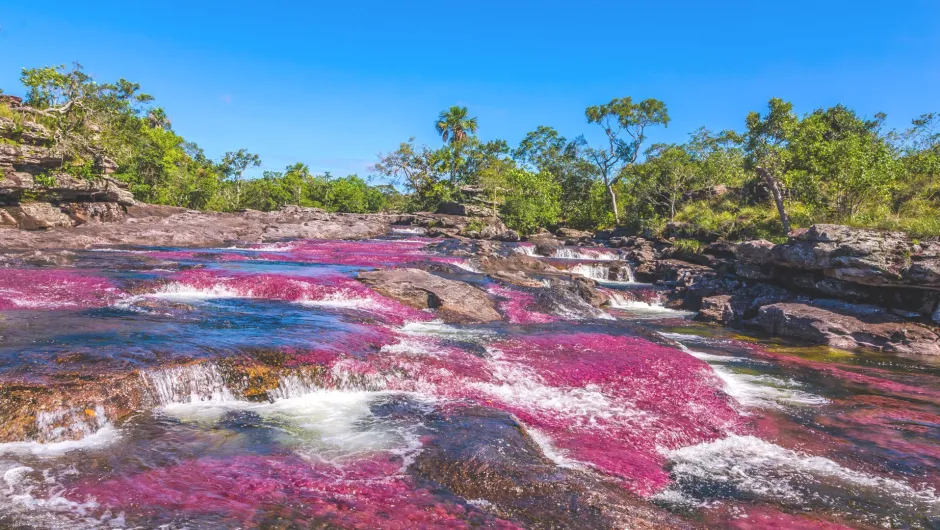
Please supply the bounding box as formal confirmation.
[0,237,937,529]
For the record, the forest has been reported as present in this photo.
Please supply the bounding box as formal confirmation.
[3,63,938,240]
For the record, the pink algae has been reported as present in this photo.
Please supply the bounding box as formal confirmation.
[488,284,558,324]
[73,454,521,528]
[0,269,120,310]
[362,332,744,496]
[158,269,433,325]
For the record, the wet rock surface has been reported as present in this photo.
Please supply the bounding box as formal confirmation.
[406,404,689,529]
[1,229,939,529]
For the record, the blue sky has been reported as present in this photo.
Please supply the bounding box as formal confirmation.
[1,1,938,180]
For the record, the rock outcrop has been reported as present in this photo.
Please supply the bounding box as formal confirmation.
[358,268,501,323]
[735,226,940,318]
[749,301,940,356]
[609,225,940,355]
[1,96,135,230]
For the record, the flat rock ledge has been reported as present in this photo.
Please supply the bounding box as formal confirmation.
[749,301,940,356]
[358,268,501,323]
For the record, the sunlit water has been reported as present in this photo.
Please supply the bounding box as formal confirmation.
[0,240,937,528]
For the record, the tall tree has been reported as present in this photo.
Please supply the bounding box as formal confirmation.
[219,149,261,210]
[435,105,478,144]
[584,97,669,224]
[435,106,479,184]
[744,98,798,234]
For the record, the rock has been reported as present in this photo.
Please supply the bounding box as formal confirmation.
[0,373,142,443]
[0,209,394,250]
[60,202,126,225]
[698,295,736,324]
[526,233,561,257]
[555,227,593,245]
[358,268,501,323]
[735,239,775,264]
[733,226,940,318]
[0,116,51,146]
[0,208,17,228]
[748,302,940,356]
[436,201,492,217]
[2,202,73,230]
[533,278,611,319]
[593,226,632,241]
[404,403,688,529]
[697,284,798,325]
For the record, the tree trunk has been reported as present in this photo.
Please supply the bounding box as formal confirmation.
[756,166,791,234]
[606,183,620,224]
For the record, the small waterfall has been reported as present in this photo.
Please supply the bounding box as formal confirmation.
[141,361,387,406]
[512,244,537,257]
[605,290,666,309]
[142,363,236,406]
[32,405,110,444]
[570,263,635,283]
[552,247,618,261]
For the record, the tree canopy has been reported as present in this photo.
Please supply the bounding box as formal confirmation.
[3,63,938,239]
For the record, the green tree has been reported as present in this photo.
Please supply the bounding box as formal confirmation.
[744,98,798,233]
[219,149,261,210]
[584,97,670,224]
[514,126,598,228]
[500,168,562,234]
[435,105,479,184]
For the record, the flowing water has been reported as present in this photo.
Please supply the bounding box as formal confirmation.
[0,237,937,529]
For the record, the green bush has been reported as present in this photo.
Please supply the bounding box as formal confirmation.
[673,239,705,254]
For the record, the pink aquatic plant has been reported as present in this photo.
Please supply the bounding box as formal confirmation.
[488,284,558,324]
[0,269,121,310]
[152,269,433,325]
[360,331,744,496]
[72,454,521,528]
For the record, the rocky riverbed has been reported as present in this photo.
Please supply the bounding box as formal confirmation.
[0,209,938,528]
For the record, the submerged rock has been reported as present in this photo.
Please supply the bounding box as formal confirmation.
[409,404,690,529]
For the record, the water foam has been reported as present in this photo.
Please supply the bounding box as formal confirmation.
[659,435,940,522]
[0,425,120,457]
[667,338,828,410]
[552,247,619,261]
[570,263,635,283]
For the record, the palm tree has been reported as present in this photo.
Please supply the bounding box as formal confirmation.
[435,105,478,145]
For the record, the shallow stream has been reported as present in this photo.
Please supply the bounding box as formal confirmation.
[0,237,936,528]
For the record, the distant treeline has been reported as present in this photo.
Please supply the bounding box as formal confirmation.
[3,63,937,239]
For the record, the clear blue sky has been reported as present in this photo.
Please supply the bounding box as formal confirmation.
[1,1,938,180]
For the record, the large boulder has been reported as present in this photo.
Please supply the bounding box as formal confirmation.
[358,268,501,323]
[60,201,126,225]
[2,202,73,230]
[748,301,940,356]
